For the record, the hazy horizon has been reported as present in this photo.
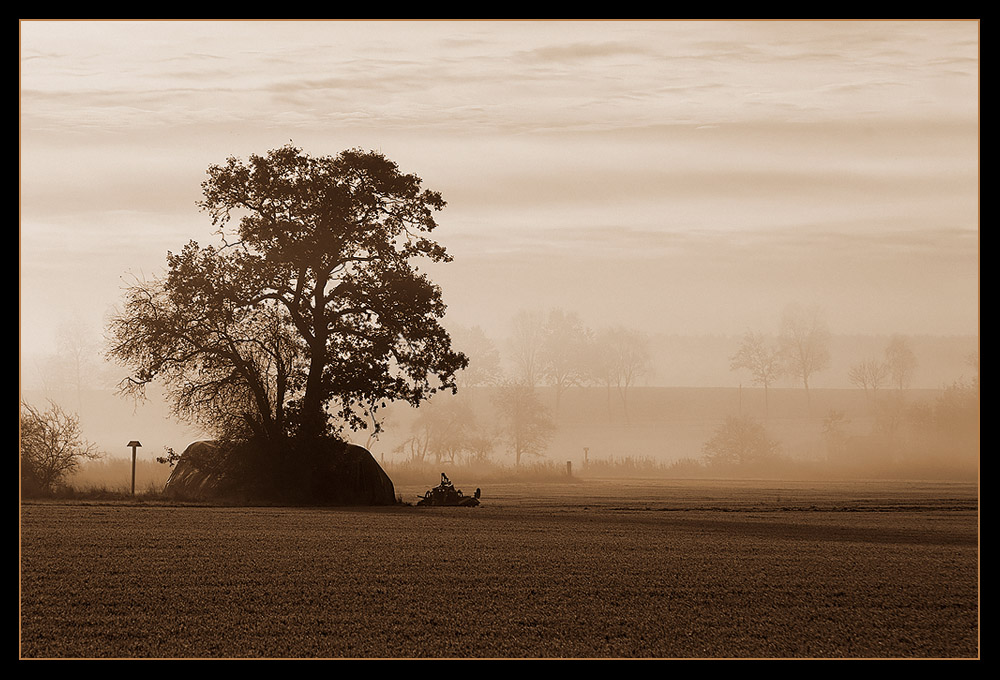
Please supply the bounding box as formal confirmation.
[18,21,980,474]
[21,21,979,374]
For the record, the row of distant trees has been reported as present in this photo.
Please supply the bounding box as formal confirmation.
[727,302,959,419]
[729,302,833,419]
[396,384,551,468]
[701,367,979,476]
[452,309,653,419]
[847,335,920,406]
[393,309,654,467]
[717,302,978,474]
[733,304,978,409]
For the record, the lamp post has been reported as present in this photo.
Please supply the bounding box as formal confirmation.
[127,441,142,495]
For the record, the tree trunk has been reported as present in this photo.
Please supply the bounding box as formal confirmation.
[618,385,631,426]
[300,273,329,439]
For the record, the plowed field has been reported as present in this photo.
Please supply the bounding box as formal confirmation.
[20,479,979,659]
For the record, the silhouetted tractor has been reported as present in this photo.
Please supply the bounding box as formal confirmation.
[417,473,481,507]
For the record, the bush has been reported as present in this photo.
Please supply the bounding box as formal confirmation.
[20,400,102,497]
[702,416,781,469]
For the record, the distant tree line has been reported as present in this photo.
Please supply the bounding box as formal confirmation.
[728,304,932,418]
[847,334,919,406]
[729,302,832,419]
[393,307,654,467]
[717,302,978,478]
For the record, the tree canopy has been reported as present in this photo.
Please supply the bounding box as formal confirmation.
[883,334,918,391]
[493,382,554,466]
[778,303,831,411]
[730,330,783,419]
[108,145,467,447]
[702,415,781,468]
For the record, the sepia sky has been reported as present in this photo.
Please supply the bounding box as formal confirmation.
[19,20,979,370]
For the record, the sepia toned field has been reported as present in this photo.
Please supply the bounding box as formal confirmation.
[20,479,979,659]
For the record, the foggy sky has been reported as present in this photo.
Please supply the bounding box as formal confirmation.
[20,20,979,372]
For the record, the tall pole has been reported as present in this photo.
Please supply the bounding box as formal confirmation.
[127,441,142,495]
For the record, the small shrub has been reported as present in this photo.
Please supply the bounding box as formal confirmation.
[20,400,102,497]
[702,416,781,469]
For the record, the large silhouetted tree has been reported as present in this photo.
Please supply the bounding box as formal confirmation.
[108,145,467,452]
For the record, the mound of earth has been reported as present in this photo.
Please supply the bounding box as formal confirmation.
[163,438,396,505]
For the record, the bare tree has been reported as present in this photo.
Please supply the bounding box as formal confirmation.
[20,400,102,496]
[56,319,96,410]
[108,277,301,444]
[883,334,918,392]
[405,394,479,465]
[507,310,546,390]
[848,357,890,406]
[778,303,831,413]
[449,324,503,388]
[594,326,652,425]
[34,317,116,405]
[492,381,554,466]
[821,409,850,462]
[540,308,593,415]
[729,330,783,420]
